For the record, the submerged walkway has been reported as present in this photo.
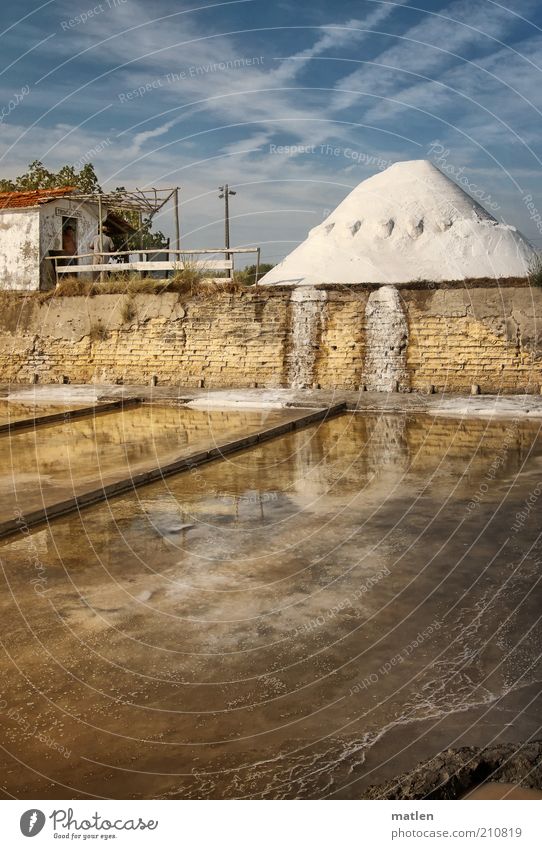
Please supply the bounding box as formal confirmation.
[0,401,345,539]
[0,397,141,435]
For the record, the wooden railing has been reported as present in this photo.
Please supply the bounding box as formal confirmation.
[49,247,261,285]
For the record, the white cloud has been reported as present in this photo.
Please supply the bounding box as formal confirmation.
[3,0,542,261]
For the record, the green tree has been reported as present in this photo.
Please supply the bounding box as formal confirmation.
[236,262,274,285]
[0,160,101,193]
[58,162,101,193]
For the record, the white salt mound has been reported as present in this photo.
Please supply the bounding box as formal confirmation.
[260,160,537,285]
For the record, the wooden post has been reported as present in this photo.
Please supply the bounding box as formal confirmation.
[97,195,104,283]
[224,184,230,273]
[255,247,260,286]
[174,188,180,251]
[138,211,144,278]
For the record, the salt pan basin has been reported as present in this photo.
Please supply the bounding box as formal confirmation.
[0,412,541,798]
[0,399,89,426]
[0,404,301,518]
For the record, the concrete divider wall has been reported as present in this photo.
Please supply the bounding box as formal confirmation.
[0,281,540,392]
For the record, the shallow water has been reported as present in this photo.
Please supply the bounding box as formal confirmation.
[0,404,301,517]
[0,411,541,799]
[0,400,88,425]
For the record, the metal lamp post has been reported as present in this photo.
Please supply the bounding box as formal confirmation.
[218,184,236,274]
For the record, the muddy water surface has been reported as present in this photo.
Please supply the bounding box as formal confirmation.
[0,411,541,799]
[0,400,89,425]
[0,405,301,517]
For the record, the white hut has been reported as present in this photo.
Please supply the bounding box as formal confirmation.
[0,186,150,291]
[0,187,104,291]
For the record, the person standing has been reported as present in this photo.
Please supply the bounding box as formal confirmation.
[91,225,114,281]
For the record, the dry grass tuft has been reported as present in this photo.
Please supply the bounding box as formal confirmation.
[170,277,244,299]
[120,296,137,323]
[43,262,245,300]
[52,276,92,297]
[88,321,110,342]
[171,255,208,287]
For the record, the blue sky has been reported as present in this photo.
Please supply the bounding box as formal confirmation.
[1,0,542,263]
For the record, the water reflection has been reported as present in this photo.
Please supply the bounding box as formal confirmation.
[0,412,541,799]
[0,400,88,425]
[0,405,300,516]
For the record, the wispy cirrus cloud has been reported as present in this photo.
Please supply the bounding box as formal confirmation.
[1,0,542,257]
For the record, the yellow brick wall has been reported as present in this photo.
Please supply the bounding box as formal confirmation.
[406,287,542,393]
[0,283,540,391]
[0,290,292,388]
[316,292,368,389]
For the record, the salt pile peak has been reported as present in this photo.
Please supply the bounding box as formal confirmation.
[260,160,536,285]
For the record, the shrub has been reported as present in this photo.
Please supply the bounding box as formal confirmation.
[528,256,542,288]
[170,256,209,289]
[234,262,274,285]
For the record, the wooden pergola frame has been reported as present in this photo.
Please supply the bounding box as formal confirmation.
[57,186,181,251]
[67,187,175,215]
[54,186,181,282]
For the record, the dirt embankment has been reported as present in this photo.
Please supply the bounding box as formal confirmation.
[365,741,542,799]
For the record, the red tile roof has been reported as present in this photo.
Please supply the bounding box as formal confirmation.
[0,186,76,209]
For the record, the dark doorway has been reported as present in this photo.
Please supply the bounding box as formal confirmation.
[61,216,78,264]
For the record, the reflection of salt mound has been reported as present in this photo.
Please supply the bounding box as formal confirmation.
[260,160,536,285]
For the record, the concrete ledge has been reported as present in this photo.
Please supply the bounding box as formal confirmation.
[0,402,346,540]
[0,397,142,436]
[5,384,542,415]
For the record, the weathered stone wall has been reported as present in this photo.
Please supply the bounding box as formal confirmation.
[315,288,368,390]
[0,289,292,387]
[0,281,540,392]
[406,285,542,393]
[0,208,40,291]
